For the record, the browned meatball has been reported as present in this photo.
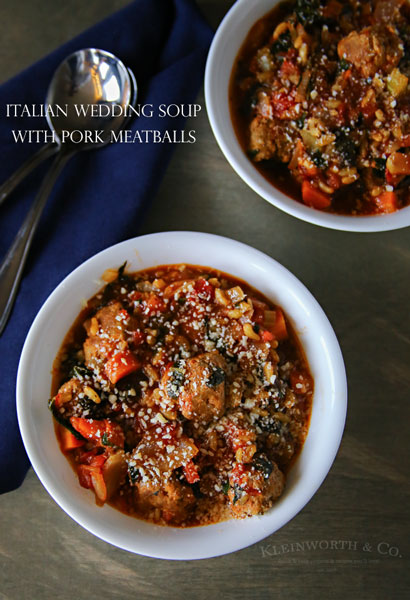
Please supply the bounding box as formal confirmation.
[227,458,285,518]
[82,301,139,373]
[161,351,227,424]
[135,477,195,524]
[337,25,402,78]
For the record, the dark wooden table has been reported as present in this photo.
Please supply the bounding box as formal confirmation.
[0,2,409,599]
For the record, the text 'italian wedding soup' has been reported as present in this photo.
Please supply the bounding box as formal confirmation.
[49,263,313,527]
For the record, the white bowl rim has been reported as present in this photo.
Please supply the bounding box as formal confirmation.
[205,0,410,233]
[17,231,347,560]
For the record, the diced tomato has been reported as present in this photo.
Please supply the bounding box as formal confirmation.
[60,427,85,451]
[279,59,299,81]
[226,422,256,452]
[272,89,296,119]
[327,171,341,190]
[271,308,288,341]
[290,370,311,395]
[302,180,332,209]
[145,294,167,315]
[119,309,130,321]
[105,349,141,384]
[54,393,63,408]
[183,460,200,484]
[70,417,125,448]
[361,101,376,121]
[77,448,99,464]
[89,454,107,468]
[375,191,398,213]
[261,329,274,342]
[132,329,145,345]
[129,290,142,304]
[77,465,107,503]
[229,463,261,497]
[194,278,215,302]
[77,464,97,490]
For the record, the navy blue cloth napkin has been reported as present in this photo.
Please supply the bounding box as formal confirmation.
[0,0,212,493]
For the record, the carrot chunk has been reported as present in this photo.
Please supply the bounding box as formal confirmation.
[105,349,141,384]
[271,308,288,341]
[59,427,85,451]
[302,180,332,209]
[375,191,398,213]
[70,417,125,448]
[183,460,200,484]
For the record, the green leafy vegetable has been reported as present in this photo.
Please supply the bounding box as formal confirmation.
[335,130,358,166]
[128,465,140,483]
[373,157,387,178]
[48,398,84,440]
[233,484,244,504]
[101,432,114,447]
[71,364,93,379]
[271,31,292,55]
[253,456,274,479]
[311,150,328,169]
[167,365,185,398]
[295,0,320,27]
[207,366,226,389]
[338,58,350,73]
[296,113,307,129]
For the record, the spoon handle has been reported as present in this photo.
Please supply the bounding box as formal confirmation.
[0,151,71,336]
[0,142,59,207]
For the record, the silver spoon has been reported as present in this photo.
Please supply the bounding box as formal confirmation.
[0,48,137,335]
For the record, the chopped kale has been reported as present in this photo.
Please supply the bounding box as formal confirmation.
[335,130,358,166]
[101,432,114,447]
[271,31,292,55]
[48,398,84,440]
[207,366,226,388]
[233,483,244,504]
[191,482,204,499]
[296,113,307,129]
[167,366,185,398]
[373,158,386,179]
[338,58,350,73]
[71,364,93,380]
[247,148,260,160]
[295,0,320,28]
[311,150,328,169]
[117,261,128,281]
[253,456,274,479]
[222,481,230,495]
[128,465,140,483]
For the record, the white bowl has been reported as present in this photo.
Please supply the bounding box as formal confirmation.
[205,0,410,232]
[17,231,347,559]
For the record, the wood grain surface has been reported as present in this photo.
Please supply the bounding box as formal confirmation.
[0,1,409,599]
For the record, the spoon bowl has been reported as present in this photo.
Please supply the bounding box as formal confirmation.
[46,48,136,148]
